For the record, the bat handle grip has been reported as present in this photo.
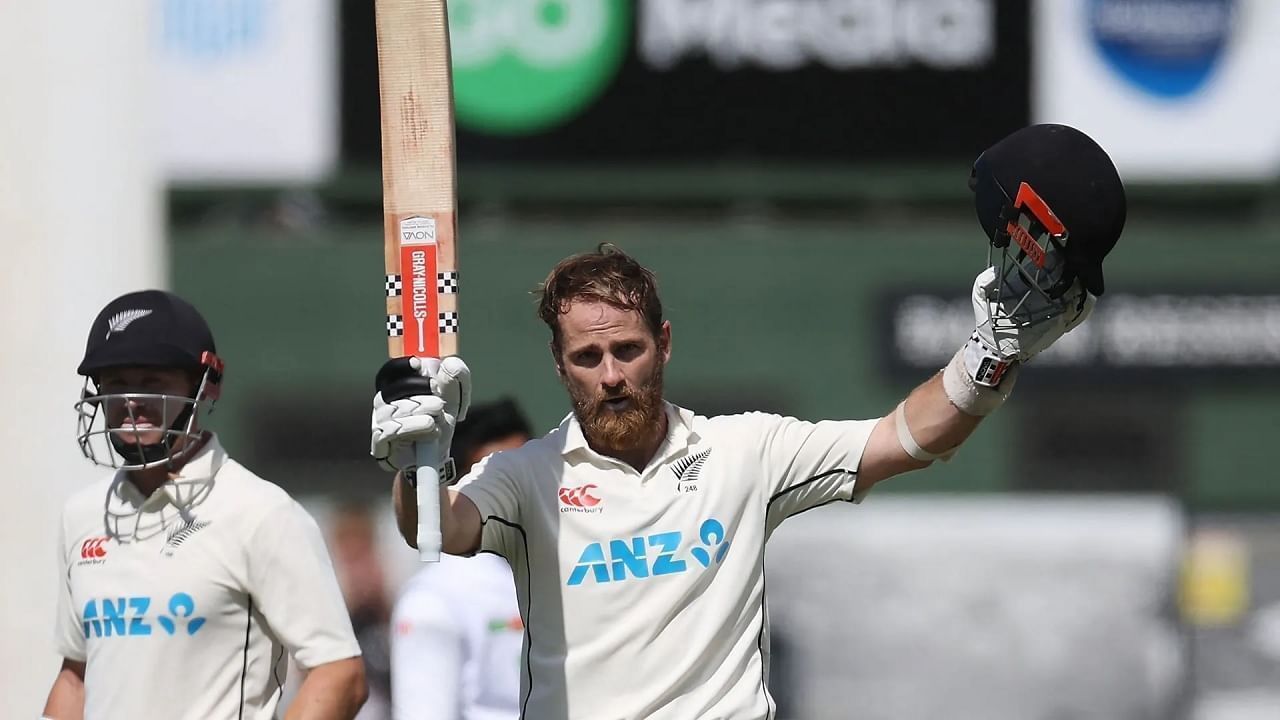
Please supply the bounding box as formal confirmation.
[414,439,443,563]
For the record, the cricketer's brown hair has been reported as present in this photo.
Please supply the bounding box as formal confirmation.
[536,244,664,354]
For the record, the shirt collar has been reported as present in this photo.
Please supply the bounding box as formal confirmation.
[111,433,226,512]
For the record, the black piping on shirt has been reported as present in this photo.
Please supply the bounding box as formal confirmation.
[238,596,254,720]
[479,515,532,720]
[758,468,859,719]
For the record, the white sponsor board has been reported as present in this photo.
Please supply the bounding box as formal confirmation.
[156,0,337,184]
[1033,0,1280,182]
[640,0,995,71]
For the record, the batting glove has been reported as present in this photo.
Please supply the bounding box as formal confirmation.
[944,267,1096,415]
[972,266,1095,363]
[957,266,1096,389]
[370,356,472,475]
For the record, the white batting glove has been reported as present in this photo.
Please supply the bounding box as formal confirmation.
[370,356,472,475]
[974,266,1094,358]
[943,267,1096,415]
[371,394,447,473]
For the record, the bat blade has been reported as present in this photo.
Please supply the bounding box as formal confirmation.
[375,0,457,563]
[376,0,458,361]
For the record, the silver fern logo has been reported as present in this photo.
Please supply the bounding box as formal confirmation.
[163,519,210,555]
[672,449,711,494]
[105,309,153,339]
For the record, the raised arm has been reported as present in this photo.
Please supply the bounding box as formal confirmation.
[858,266,1094,489]
[375,356,486,556]
[858,374,982,487]
[393,473,482,555]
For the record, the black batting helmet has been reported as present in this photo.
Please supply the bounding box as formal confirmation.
[75,290,225,472]
[78,289,221,380]
[970,124,1127,296]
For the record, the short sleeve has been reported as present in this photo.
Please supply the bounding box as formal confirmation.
[53,513,86,661]
[456,452,522,557]
[757,414,879,530]
[390,582,464,719]
[246,500,363,669]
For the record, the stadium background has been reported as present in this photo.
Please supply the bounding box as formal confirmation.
[4,1,1279,718]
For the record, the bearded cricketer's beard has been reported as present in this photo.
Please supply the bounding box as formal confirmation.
[568,362,666,455]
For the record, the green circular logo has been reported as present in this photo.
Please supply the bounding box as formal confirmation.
[449,0,629,135]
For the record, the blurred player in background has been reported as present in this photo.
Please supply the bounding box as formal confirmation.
[370,125,1126,719]
[390,398,533,720]
[329,504,395,720]
[44,290,367,720]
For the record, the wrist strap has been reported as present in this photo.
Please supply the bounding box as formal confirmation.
[439,458,458,486]
[962,333,1015,387]
[405,458,458,488]
[943,336,1020,416]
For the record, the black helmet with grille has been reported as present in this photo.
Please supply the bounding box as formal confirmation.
[970,124,1126,296]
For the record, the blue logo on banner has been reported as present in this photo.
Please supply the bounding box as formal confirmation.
[162,0,269,60]
[1088,0,1235,99]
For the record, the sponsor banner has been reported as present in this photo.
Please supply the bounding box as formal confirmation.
[881,289,1280,379]
[158,0,338,183]
[1033,0,1280,182]
[343,0,1031,164]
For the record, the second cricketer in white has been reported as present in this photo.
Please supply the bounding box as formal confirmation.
[54,438,365,719]
[46,290,366,720]
[370,124,1126,720]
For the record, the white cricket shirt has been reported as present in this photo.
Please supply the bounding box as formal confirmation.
[458,403,877,720]
[391,553,523,720]
[54,435,362,720]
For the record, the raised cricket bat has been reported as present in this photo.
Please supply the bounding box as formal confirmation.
[375,0,458,562]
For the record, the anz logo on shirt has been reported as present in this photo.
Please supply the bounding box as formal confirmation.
[567,518,732,586]
[81,592,207,639]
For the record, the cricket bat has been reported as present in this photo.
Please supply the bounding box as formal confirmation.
[375,0,458,562]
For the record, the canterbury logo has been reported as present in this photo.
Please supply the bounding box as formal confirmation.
[165,520,210,550]
[558,484,601,508]
[671,449,711,484]
[105,309,153,338]
[80,537,109,559]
